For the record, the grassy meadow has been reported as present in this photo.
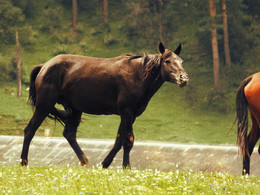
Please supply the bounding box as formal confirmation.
[0,165,259,194]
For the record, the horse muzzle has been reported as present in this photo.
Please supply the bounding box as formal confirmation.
[178,74,189,87]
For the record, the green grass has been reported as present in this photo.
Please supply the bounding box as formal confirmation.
[0,165,259,194]
[0,82,237,145]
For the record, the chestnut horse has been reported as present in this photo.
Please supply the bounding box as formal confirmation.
[237,72,260,174]
[20,43,189,168]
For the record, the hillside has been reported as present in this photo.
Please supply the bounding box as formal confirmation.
[0,0,259,144]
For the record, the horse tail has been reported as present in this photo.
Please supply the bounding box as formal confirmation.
[28,64,68,125]
[28,65,42,106]
[48,108,68,126]
[236,75,253,158]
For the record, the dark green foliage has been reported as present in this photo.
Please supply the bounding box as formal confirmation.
[0,55,27,83]
[11,0,38,17]
[0,55,13,81]
[0,0,24,43]
[0,0,36,45]
[40,5,63,33]
[243,0,260,18]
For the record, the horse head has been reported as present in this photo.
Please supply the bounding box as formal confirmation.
[159,42,189,87]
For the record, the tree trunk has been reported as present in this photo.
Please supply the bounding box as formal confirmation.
[221,0,231,67]
[104,0,108,27]
[209,0,220,88]
[72,0,77,31]
[16,31,22,98]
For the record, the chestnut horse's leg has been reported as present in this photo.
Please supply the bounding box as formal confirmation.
[243,113,260,174]
[20,108,49,166]
[102,113,135,169]
[63,109,89,166]
[258,144,260,155]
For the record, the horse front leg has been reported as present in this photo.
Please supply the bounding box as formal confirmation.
[122,133,134,169]
[102,133,123,168]
[121,113,135,169]
[102,113,135,169]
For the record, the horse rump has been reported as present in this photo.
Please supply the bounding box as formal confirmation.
[236,75,253,157]
[28,64,68,125]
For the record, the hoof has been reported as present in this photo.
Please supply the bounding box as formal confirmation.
[80,162,91,168]
[102,161,110,169]
[123,164,131,169]
[20,159,28,166]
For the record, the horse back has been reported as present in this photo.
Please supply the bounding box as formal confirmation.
[36,54,141,87]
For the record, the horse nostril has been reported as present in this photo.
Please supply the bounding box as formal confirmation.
[180,74,186,81]
[180,74,189,82]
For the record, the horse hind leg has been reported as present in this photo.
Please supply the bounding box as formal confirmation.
[243,113,260,174]
[20,108,49,165]
[63,109,89,166]
[21,86,60,166]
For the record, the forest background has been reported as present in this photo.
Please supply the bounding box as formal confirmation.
[0,0,259,144]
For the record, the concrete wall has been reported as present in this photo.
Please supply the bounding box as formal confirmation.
[0,135,260,175]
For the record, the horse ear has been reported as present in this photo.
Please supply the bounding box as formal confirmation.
[159,42,165,54]
[174,43,182,55]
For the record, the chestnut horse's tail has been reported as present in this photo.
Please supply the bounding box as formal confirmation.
[236,75,253,158]
[28,65,67,125]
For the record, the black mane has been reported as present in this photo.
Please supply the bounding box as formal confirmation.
[125,54,142,60]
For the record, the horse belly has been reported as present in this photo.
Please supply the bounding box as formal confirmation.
[63,83,119,115]
[244,73,260,126]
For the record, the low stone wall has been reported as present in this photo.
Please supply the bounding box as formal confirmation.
[0,135,259,175]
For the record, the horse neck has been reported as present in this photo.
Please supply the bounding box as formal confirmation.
[141,54,164,101]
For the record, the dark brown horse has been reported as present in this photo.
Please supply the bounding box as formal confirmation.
[20,43,189,168]
[237,72,260,174]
